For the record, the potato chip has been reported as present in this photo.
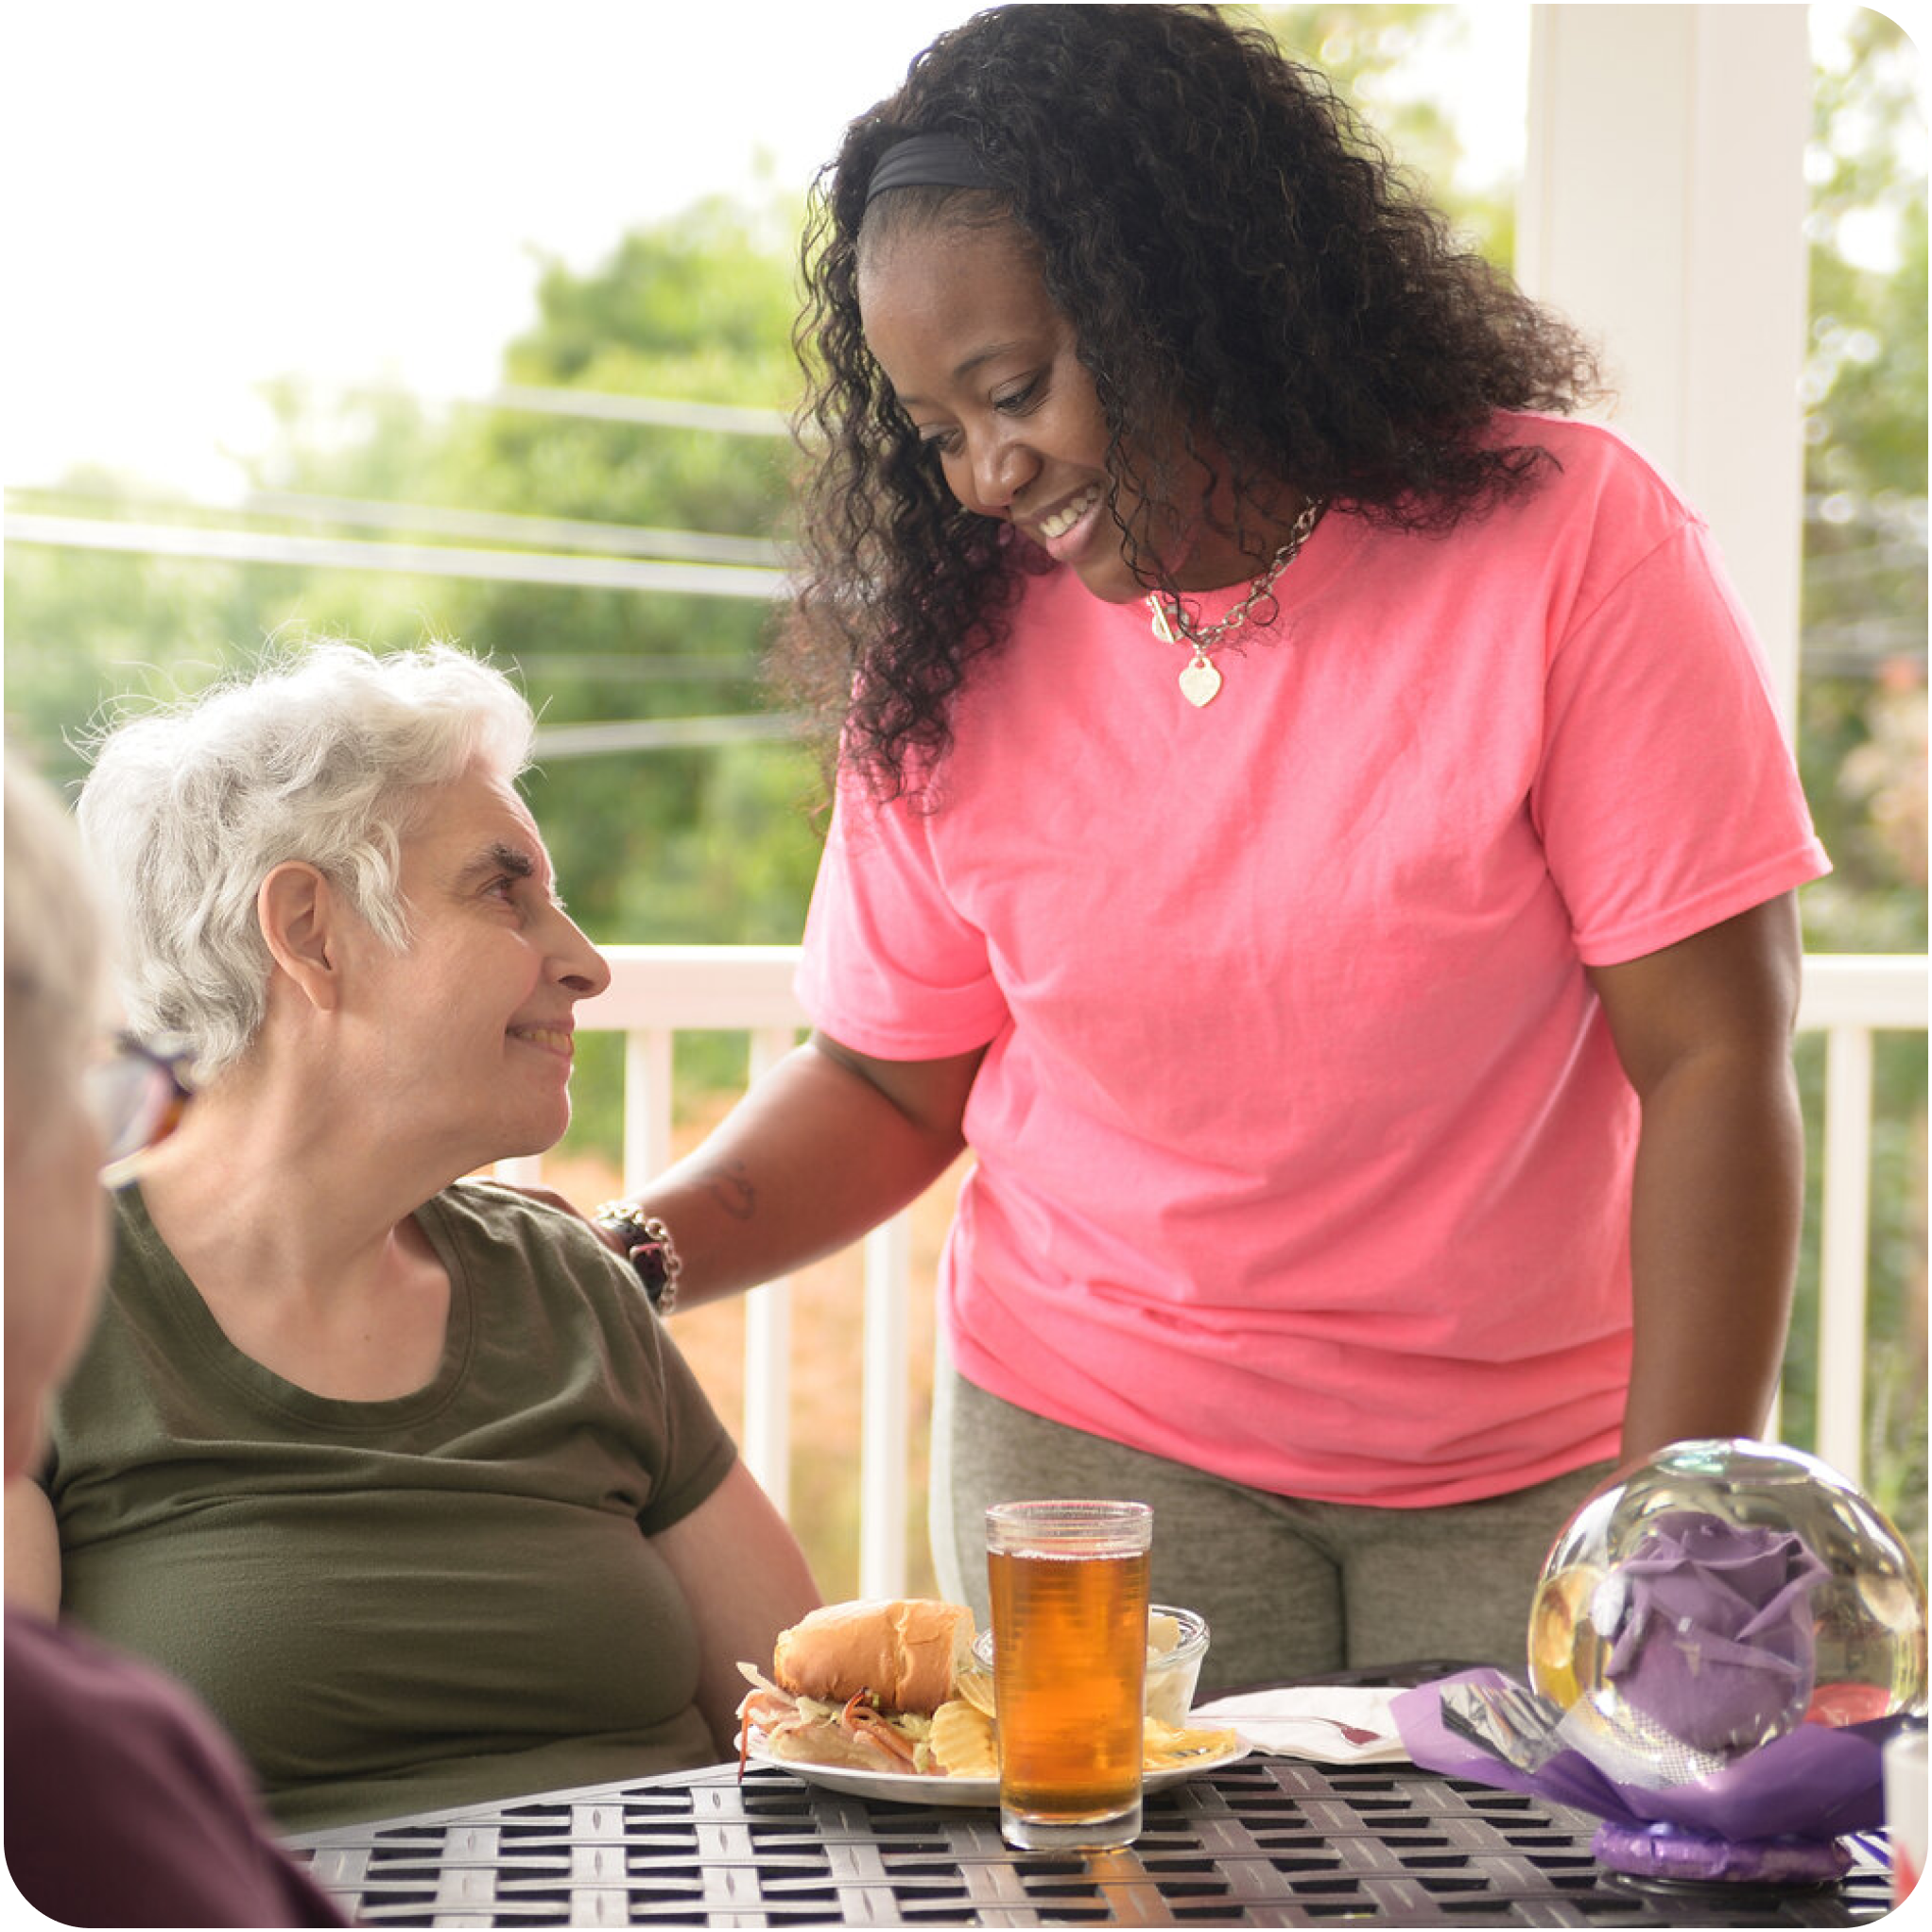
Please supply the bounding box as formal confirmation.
[943,1653,1231,1779]
[930,1699,998,1778]
[1147,1613,1181,1658]
[955,1666,997,1717]
[1142,1715,1240,1770]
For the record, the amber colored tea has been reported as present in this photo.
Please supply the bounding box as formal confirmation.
[988,1544,1150,1822]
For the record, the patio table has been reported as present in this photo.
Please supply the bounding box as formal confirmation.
[286,1750,1892,1927]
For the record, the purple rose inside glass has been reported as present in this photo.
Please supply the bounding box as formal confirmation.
[1596,1509,1831,1755]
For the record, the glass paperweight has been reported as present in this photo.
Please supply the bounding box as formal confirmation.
[1528,1439,1926,1789]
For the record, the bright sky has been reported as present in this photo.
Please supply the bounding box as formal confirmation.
[0,3,1533,501]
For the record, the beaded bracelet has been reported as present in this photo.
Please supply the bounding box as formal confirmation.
[591,1201,683,1316]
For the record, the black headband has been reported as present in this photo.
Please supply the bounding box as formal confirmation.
[864,131,997,203]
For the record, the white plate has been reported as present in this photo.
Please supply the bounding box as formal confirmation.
[744,1737,1249,1807]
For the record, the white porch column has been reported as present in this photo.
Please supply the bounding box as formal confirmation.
[1518,5,1812,731]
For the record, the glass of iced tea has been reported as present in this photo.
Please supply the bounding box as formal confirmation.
[985,1498,1152,1851]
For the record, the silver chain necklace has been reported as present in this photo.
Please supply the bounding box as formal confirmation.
[1145,497,1326,707]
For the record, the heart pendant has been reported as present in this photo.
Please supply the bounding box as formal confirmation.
[1178,656,1222,708]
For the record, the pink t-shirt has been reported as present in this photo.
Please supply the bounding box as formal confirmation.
[796,417,1829,1507]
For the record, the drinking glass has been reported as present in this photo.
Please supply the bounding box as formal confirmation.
[985,1498,1152,1851]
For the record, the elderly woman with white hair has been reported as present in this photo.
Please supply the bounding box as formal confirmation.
[6,641,819,1833]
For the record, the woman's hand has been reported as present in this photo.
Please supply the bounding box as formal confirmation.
[1585,892,1805,1463]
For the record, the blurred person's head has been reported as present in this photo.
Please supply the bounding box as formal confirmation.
[5,756,111,1477]
[78,641,539,1084]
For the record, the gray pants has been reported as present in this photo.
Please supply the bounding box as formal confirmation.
[931,1358,1612,1693]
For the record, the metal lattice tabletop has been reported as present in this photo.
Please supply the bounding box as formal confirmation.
[290,1754,1893,1927]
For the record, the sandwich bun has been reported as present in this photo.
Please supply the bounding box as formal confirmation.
[773,1598,977,1714]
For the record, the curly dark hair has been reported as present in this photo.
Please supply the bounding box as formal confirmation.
[778,3,1602,797]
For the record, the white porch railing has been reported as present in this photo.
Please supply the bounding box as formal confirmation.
[501,948,1928,1596]
[1790,955,1930,1480]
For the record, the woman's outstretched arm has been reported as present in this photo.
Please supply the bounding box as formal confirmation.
[608,1030,986,1311]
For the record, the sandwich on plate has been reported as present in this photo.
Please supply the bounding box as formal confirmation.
[737,1597,992,1775]
[737,1598,1237,1780]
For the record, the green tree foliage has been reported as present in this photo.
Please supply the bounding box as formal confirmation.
[6,198,825,952]
[427,200,820,951]
[5,482,322,787]
[1786,8,1926,1558]
[1799,9,1928,957]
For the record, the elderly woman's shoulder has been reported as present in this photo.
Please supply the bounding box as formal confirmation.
[423,1181,667,1335]
[428,1180,631,1277]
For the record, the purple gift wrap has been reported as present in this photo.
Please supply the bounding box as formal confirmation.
[1394,1669,1893,1846]
[1592,1820,1851,1886]
[1486,1440,1926,1883]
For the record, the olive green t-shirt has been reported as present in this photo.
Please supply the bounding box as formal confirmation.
[43,1181,737,1831]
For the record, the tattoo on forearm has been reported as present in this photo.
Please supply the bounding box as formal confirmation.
[703,1160,756,1221]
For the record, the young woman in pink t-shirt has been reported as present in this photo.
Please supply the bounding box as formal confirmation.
[586,5,1827,1683]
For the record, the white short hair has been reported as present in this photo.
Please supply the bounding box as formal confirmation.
[77,641,535,1081]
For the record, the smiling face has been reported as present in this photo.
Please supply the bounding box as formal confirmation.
[349,764,612,1171]
[857,214,1278,601]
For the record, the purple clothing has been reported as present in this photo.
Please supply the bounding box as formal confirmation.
[5,1607,343,1928]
